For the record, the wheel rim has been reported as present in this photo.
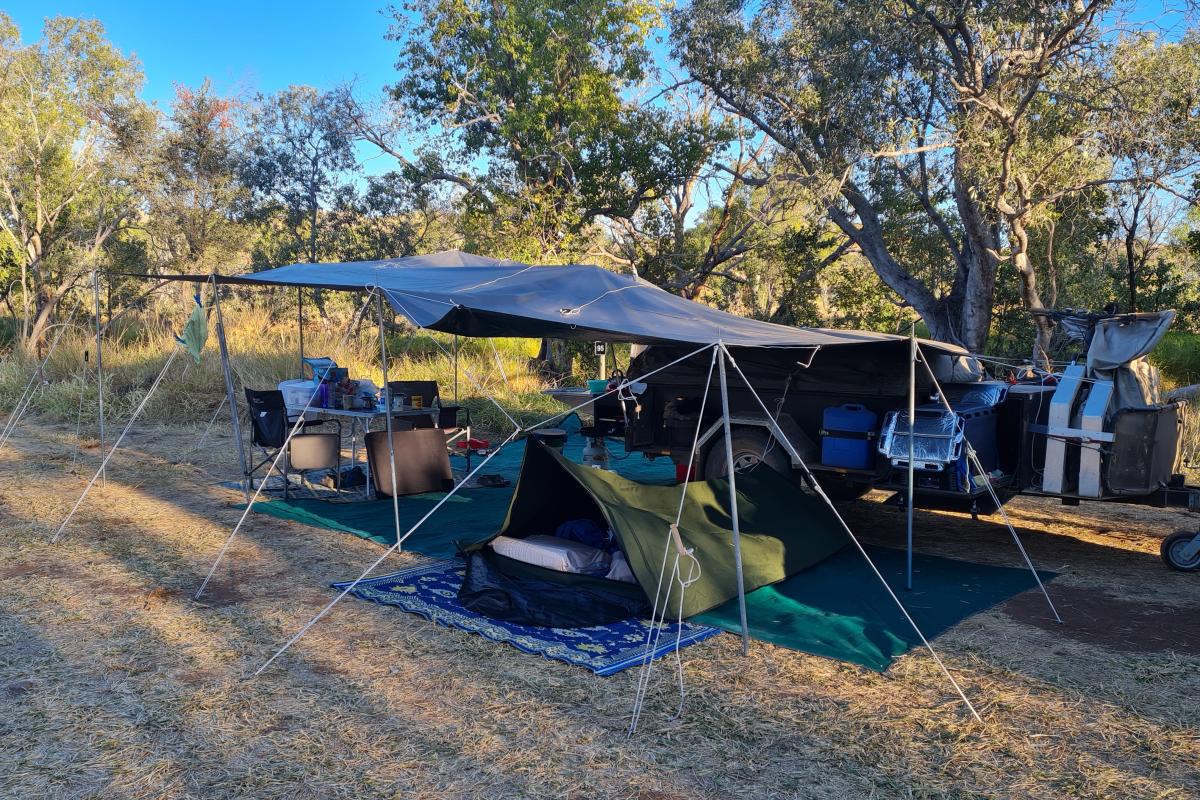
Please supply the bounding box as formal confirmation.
[732,452,762,473]
[1168,537,1200,569]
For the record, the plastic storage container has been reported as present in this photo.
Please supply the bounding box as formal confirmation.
[821,404,879,469]
[278,379,319,408]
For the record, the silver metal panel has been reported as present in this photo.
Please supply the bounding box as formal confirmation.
[1042,364,1085,494]
[1078,380,1113,497]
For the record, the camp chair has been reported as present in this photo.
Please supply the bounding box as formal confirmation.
[365,427,454,498]
[244,388,342,497]
[386,380,474,464]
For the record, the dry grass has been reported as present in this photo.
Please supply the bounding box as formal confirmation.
[0,302,567,439]
[0,414,1198,799]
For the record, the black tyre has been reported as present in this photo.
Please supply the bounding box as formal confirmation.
[1160,530,1200,572]
[703,427,790,479]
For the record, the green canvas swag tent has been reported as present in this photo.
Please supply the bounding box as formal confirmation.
[458,440,850,627]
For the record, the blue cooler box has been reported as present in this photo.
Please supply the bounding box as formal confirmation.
[821,404,879,469]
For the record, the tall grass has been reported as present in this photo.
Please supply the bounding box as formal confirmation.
[1150,331,1200,389]
[0,302,571,437]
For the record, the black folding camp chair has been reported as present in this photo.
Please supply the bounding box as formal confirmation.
[244,388,342,497]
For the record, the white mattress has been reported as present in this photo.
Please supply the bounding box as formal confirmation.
[490,534,610,575]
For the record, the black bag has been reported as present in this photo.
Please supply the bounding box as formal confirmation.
[458,550,649,628]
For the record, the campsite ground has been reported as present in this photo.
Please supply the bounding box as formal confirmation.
[1,419,1198,800]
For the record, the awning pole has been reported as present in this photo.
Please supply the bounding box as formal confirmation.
[92,270,105,485]
[453,334,459,403]
[53,348,180,543]
[716,342,751,656]
[297,286,305,376]
[906,322,916,590]
[213,279,250,503]
[377,291,403,552]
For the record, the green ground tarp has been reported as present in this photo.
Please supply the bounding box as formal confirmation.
[696,546,1051,671]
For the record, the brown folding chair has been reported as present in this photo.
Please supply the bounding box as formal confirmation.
[365,427,454,498]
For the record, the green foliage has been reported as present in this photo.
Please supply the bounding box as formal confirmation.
[389,0,708,261]
[0,14,152,350]
[241,86,359,265]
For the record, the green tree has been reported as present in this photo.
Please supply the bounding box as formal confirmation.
[241,86,358,267]
[145,81,249,278]
[673,0,1200,359]
[345,0,700,262]
[0,15,151,352]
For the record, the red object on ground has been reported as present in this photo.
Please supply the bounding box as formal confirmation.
[457,437,491,450]
[675,462,697,483]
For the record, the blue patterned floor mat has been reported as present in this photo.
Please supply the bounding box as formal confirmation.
[333,560,721,676]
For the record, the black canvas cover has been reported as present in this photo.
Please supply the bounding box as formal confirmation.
[458,441,849,626]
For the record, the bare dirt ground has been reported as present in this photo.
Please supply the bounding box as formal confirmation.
[1,419,1198,799]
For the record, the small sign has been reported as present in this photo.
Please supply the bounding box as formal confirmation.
[593,341,607,356]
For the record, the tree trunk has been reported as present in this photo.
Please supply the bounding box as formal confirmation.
[954,168,1001,355]
[1009,216,1054,368]
[1124,224,1138,313]
[537,338,572,378]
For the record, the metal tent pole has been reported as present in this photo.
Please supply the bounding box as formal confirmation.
[298,286,305,376]
[716,343,751,656]
[377,291,403,552]
[453,334,459,403]
[53,348,180,543]
[213,280,250,503]
[92,270,106,485]
[906,323,916,590]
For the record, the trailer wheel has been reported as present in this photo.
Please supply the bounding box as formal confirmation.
[704,427,790,479]
[1160,530,1200,572]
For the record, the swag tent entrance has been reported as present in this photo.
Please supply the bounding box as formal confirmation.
[72,250,1053,723]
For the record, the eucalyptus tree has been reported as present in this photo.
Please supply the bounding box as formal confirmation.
[0,15,151,352]
[241,86,358,268]
[145,81,249,279]
[342,0,719,264]
[673,0,1200,357]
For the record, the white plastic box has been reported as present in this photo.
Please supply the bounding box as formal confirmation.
[278,379,319,409]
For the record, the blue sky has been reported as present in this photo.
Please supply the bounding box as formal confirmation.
[5,2,398,106]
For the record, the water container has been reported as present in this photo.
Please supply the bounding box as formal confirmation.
[821,404,879,469]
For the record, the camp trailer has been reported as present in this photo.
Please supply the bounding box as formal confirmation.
[617,310,1200,572]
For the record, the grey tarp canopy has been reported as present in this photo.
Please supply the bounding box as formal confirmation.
[192,249,961,353]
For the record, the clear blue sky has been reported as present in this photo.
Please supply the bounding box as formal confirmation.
[9,1,1185,108]
[5,1,398,105]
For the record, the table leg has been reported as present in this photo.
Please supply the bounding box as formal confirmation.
[359,417,371,498]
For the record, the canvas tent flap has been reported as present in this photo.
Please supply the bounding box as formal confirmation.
[1086,311,1175,370]
[466,441,849,621]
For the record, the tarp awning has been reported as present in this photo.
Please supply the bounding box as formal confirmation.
[214,250,959,351]
[135,250,965,351]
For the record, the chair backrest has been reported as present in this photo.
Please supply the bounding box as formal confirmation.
[287,432,340,471]
[245,389,288,448]
[366,427,453,497]
[388,380,440,408]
